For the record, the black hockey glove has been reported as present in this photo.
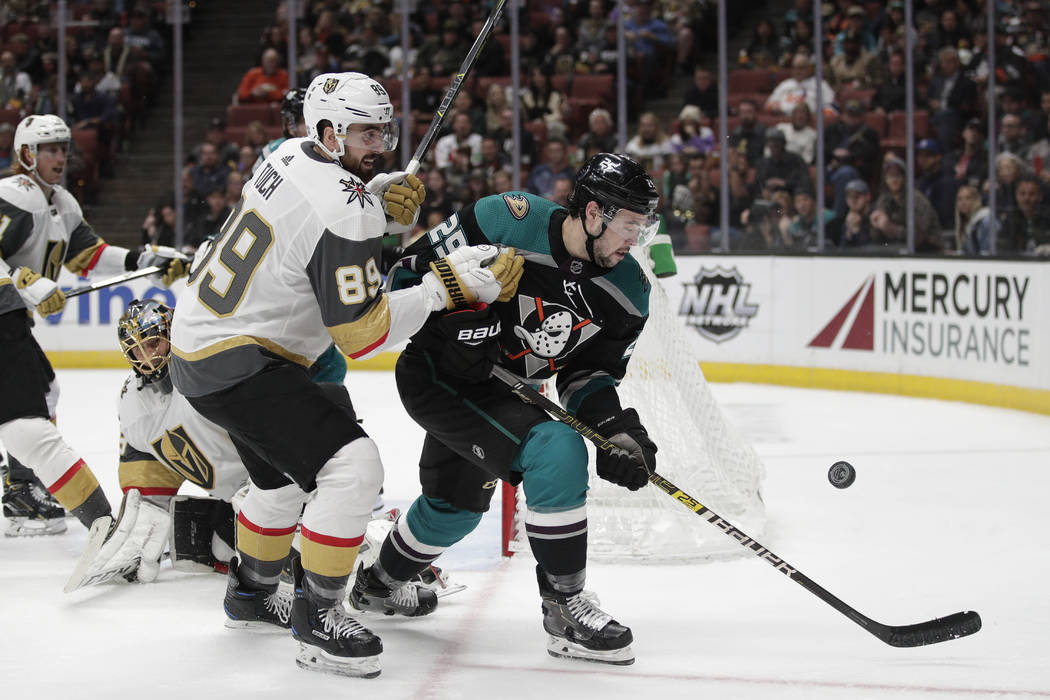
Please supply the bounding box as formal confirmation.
[594,408,657,491]
[437,304,502,383]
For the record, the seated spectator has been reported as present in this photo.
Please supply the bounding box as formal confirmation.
[68,71,119,175]
[419,168,456,224]
[683,67,718,118]
[998,175,1050,255]
[242,120,271,153]
[737,198,784,251]
[225,171,245,207]
[434,112,482,171]
[870,155,944,252]
[237,48,288,104]
[624,0,675,98]
[343,21,391,77]
[124,8,165,68]
[526,137,576,199]
[0,122,13,173]
[916,138,958,230]
[491,168,514,195]
[0,50,32,108]
[871,50,921,113]
[236,144,258,175]
[730,99,767,165]
[743,18,782,69]
[102,27,131,87]
[992,151,1028,220]
[482,82,510,136]
[946,118,989,190]
[823,98,881,184]
[771,102,817,164]
[783,184,835,250]
[661,152,691,194]
[577,108,617,161]
[952,184,997,256]
[192,117,240,168]
[543,25,578,77]
[828,31,883,88]
[625,111,673,171]
[550,174,574,207]
[825,147,863,218]
[927,46,977,151]
[415,19,471,78]
[491,107,538,167]
[670,105,714,157]
[930,8,971,53]
[765,53,834,116]
[141,202,176,247]
[834,5,877,55]
[1027,112,1050,183]
[478,136,511,180]
[827,178,874,248]
[755,129,811,196]
[519,65,566,128]
[185,185,232,252]
[8,34,43,87]
[298,42,340,87]
[998,113,1031,159]
[780,18,815,67]
[190,142,232,200]
[576,0,614,69]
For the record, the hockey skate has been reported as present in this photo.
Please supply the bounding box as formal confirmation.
[536,565,634,666]
[348,564,438,617]
[223,557,293,632]
[290,557,382,678]
[2,463,67,537]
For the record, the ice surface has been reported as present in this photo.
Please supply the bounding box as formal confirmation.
[2,370,1048,699]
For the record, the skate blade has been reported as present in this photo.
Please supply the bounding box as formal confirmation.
[546,635,635,666]
[223,618,289,634]
[5,517,68,537]
[294,643,381,678]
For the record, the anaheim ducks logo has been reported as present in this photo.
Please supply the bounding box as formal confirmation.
[151,425,215,489]
[508,297,602,376]
[503,194,530,220]
[323,77,340,94]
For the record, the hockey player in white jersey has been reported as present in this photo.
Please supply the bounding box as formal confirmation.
[169,72,522,678]
[0,114,188,537]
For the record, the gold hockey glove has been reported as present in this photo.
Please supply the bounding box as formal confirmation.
[14,267,66,317]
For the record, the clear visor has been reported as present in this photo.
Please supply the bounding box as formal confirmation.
[601,205,661,247]
[342,119,399,152]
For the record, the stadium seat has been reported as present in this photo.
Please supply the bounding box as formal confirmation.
[570,75,614,107]
[227,104,279,127]
[883,109,930,149]
[837,87,876,108]
[728,69,774,94]
[864,111,887,136]
[0,108,21,125]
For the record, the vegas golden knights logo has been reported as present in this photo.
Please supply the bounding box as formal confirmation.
[323,78,339,94]
[152,426,215,490]
[43,240,66,281]
[503,194,530,220]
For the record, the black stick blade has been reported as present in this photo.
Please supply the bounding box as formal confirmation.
[883,611,982,647]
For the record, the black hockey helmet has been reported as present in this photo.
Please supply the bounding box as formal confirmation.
[118,299,174,383]
[568,152,659,236]
[280,87,307,138]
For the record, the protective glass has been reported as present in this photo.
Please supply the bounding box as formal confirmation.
[342,119,399,152]
[601,206,661,247]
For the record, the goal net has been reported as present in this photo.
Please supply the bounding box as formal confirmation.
[502,249,766,563]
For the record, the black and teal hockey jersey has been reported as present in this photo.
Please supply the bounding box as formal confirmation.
[390,192,651,419]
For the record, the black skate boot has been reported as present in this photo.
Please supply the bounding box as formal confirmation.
[536,565,634,666]
[223,557,293,632]
[2,461,67,537]
[290,557,382,678]
[348,563,438,617]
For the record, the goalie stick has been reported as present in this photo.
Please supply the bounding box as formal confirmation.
[404,0,507,176]
[490,364,982,648]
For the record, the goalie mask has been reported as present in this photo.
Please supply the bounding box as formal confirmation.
[303,72,398,160]
[568,153,660,256]
[118,299,174,383]
[14,114,71,173]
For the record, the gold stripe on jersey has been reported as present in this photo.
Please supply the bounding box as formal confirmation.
[119,458,185,493]
[172,335,312,367]
[64,239,104,276]
[326,294,390,359]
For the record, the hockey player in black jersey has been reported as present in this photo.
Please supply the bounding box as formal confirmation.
[353,153,661,665]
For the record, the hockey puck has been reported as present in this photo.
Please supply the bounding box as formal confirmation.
[828,461,856,489]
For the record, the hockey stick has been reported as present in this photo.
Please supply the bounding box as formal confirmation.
[404,0,508,176]
[65,265,166,298]
[489,364,982,648]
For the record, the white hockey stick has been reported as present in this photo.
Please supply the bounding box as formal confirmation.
[65,266,166,298]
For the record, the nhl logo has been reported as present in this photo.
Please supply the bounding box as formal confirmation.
[679,266,759,343]
[323,77,340,94]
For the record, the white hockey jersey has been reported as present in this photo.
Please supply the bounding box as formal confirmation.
[0,173,111,316]
[170,137,434,397]
[118,375,249,502]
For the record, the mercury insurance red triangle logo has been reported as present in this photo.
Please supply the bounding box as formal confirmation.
[808,275,875,350]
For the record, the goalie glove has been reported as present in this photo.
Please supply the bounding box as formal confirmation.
[366,171,427,230]
[594,408,657,491]
[13,267,66,317]
[437,304,502,382]
[421,245,522,311]
[136,245,190,287]
[64,489,172,592]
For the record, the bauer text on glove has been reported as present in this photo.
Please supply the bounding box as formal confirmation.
[594,408,657,491]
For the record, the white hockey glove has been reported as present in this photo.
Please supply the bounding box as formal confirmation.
[365,171,426,230]
[64,489,172,592]
[136,245,190,287]
[13,267,66,317]
[420,245,524,310]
